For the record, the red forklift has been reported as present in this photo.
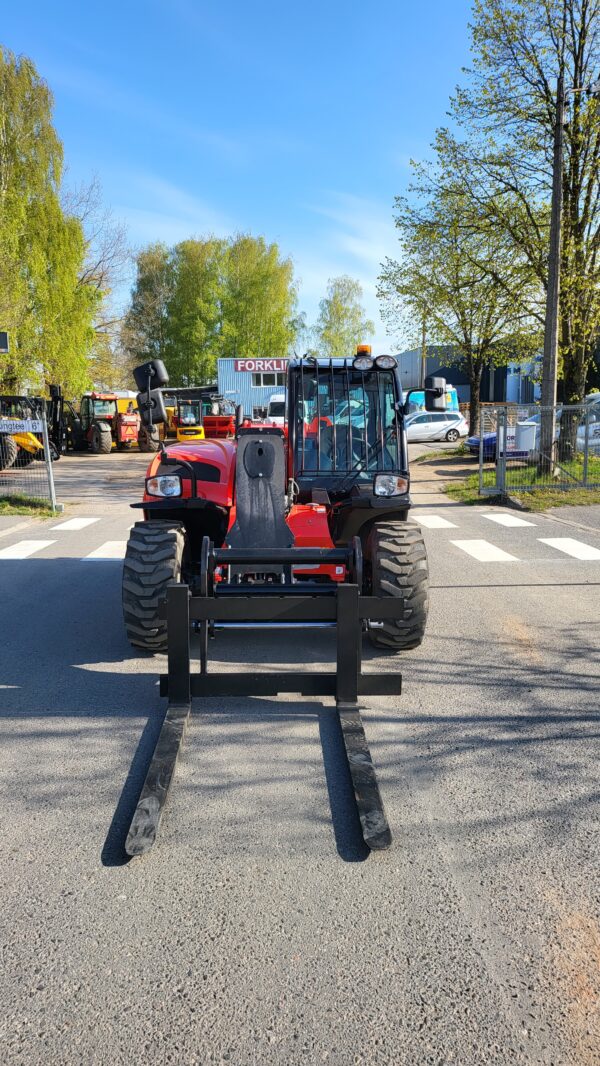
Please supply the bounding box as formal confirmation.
[122,351,447,856]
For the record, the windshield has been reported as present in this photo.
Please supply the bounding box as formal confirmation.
[178,400,201,424]
[294,367,400,477]
[268,402,286,418]
[92,399,117,417]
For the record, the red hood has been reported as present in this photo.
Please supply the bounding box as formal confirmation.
[143,438,236,507]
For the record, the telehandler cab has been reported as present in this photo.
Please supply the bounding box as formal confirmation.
[122,351,446,856]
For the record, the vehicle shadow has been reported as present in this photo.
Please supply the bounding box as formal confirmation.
[0,558,371,866]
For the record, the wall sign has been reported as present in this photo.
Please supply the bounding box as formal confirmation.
[234,359,288,372]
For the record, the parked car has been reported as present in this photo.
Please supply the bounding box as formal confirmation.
[405,410,468,443]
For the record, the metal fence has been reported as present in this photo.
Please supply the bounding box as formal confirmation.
[0,409,59,509]
[478,402,600,495]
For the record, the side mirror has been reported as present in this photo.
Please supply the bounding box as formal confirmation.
[136,388,167,426]
[424,376,447,412]
[133,359,169,392]
[235,404,244,430]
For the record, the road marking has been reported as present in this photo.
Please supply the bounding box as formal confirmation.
[0,539,55,559]
[0,522,33,540]
[415,514,458,529]
[482,513,535,528]
[451,539,518,562]
[50,517,101,531]
[83,541,127,560]
[539,537,600,561]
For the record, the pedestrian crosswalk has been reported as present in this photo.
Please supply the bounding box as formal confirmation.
[450,539,519,563]
[482,513,535,528]
[539,537,600,561]
[83,541,127,560]
[417,515,457,529]
[0,511,599,566]
[50,516,101,531]
[0,539,56,559]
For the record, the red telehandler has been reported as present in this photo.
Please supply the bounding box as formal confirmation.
[122,352,447,856]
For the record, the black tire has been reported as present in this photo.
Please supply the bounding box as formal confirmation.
[138,425,160,453]
[0,435,18,471]
[445,428,459,442]
[90,422,112,454]
[122,521,187,651]
[16,447,36,466]
[366,521,429,651]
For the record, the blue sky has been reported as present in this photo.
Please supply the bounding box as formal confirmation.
[4,0,473,350]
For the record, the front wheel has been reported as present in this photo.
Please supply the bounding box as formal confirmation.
[366,521,429,651]
[122,521,188,651]
[445,428,459,442]
[90,423,112,454]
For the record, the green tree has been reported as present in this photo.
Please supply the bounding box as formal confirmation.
[121,243,174,370]
[0,48,98,394]
[379,187,540,432]
[435,0,600,402]
[313,276,374,359]
[219,235,297,361]
[122,234,299,385]
[165,238,226,384]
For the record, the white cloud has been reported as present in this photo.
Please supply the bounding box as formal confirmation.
[114,173,234,246]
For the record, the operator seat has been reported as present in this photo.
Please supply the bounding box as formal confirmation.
[226,429,293,550]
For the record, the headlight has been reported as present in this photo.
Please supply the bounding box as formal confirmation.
[353,355,374,371]
[374,474,408,497]
[146,475,182,497]
[375,355,397,370]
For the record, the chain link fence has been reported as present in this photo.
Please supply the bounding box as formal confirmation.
[477,402,600,495]
[0,405,59,510]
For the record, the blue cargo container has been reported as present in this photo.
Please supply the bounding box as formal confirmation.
[217,358,288,419]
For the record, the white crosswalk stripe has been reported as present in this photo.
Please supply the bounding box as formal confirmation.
[83,541,127,560]
[451,539,519,562]
[482,513,535,528]
[0,540,55,559]
[50,517,101,531]
[415,514,457,529]
[539,537,600,561]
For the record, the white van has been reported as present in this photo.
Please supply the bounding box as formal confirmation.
[266,393,286,427]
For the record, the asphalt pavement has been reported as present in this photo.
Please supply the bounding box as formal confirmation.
[0,451,598,1065]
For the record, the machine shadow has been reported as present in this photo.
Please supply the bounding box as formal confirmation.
[103,697,370,866]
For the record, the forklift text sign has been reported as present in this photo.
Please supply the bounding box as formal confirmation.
[234,359,288,372]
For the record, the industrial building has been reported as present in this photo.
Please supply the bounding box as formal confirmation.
[396,347,540,405]
[216,357,288,419]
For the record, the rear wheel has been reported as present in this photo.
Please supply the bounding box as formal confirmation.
[90,422,112,454]
[445,427,459,442]
[122,521,188,651]
[0,435,18,470]
[138,425,160,452]
[367,521,429,651]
